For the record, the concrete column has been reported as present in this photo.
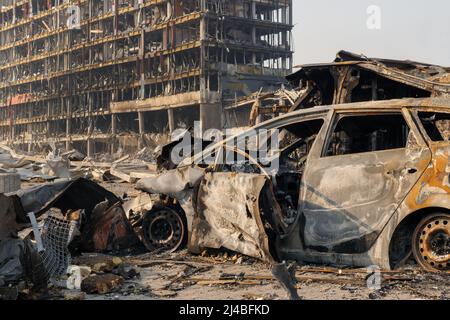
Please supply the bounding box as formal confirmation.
[289,0,293,25]
[27,103,32,151]
[65,99,71,150]
[47,102,51,138]
[138,112,145,134]
[282,28,288,48]
[251,3,257,65]
[251,1,256,19]
[113,0,119,36]
[140,74,145,100]
[87,139,94,158]
[12,1,16,23]
[138,111,145,149]
[200,103,222,133]
[252,26,257,64]
[139,29,145,99]
[111,113,117,154]
[111,114,117,135]
[111,89,118,155]
[27,123,32,153]
[167,108,175,133]
[281,6,286,24]
[200,17,207,40]
[10,113,15,142]
[8,104,14,142]
[87,97,94,158]
[28,0,33,18]
[199,16,207,95]
[87,94,94,158]
[10,125,15,143]
[64,33,69,70]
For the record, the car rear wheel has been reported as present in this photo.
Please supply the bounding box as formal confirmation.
[142,206,186,253]
[412,213,450,272]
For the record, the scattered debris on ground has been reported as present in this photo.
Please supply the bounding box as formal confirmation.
[1,141,449,300]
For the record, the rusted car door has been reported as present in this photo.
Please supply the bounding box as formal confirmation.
[300,109,432,253]
[192,172,276,261]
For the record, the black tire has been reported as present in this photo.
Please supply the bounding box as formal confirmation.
[411,213,450,272]
[142,206,187,253]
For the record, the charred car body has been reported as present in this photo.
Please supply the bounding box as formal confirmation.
[138,97,450,272]
[286,50,450,112]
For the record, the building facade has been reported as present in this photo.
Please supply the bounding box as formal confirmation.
[0,0,293,155]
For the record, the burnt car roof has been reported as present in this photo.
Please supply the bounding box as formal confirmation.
[262,97,450,124]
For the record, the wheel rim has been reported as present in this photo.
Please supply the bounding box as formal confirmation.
[143,208,185,252]
[415,216,449,271]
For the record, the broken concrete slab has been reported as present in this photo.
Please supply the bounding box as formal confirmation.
[45,151,71,179]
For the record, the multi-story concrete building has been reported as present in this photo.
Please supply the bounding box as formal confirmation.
[0,0,293,156]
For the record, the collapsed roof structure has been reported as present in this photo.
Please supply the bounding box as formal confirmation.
[285,50,450,110]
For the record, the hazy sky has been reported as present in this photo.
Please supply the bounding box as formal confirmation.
[292,0,450,67]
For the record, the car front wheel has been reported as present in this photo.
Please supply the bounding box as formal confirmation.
[142,206,187,253]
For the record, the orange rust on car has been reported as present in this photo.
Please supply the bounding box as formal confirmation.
[406,152,450,210]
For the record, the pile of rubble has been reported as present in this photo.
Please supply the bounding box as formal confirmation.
[0,174,299,300]
[0,177,143,300]
[0,143,161,185]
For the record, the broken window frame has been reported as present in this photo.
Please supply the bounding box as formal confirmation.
[411,109,450,144]
[189,114,327,175]
[297,107,432,254]
[320,109,415,159]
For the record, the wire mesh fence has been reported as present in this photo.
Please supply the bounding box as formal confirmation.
[26,214,78,287]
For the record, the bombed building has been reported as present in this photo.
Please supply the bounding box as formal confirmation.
[0,0,293,156]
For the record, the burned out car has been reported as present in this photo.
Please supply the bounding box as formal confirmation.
[137,97,450,272]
